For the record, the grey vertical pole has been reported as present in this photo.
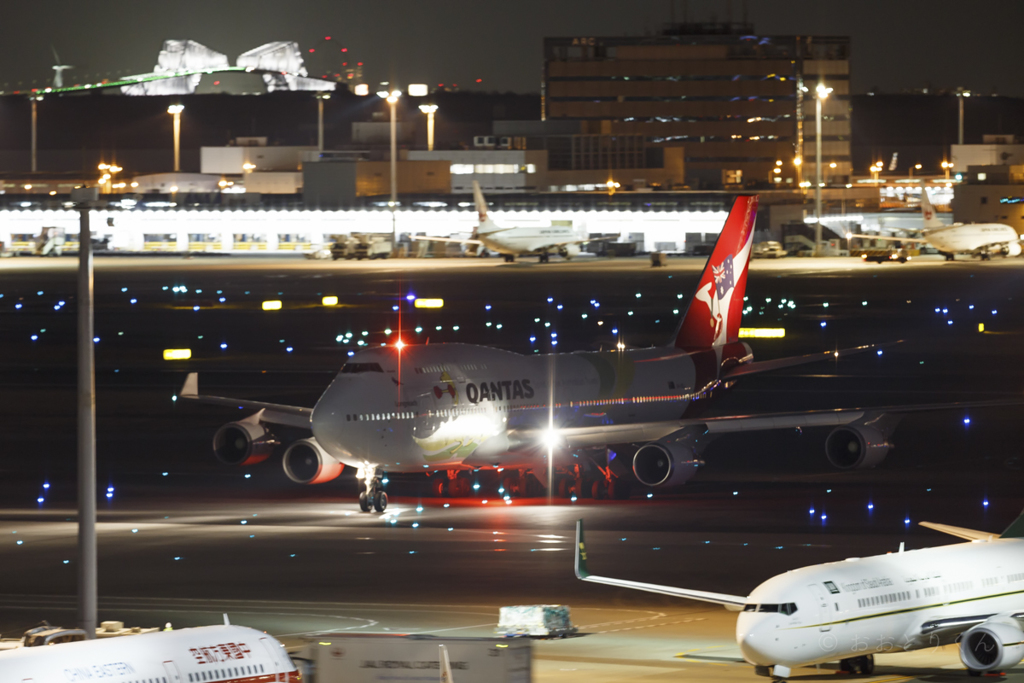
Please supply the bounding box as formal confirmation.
[31,98,38,173]
[958,94,965,146]
[814,96,823,255]
[77,207,97,639]
[390,99,398,242]
[318,98,325,152]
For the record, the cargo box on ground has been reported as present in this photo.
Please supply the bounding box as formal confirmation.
[292,634,531,683]
[494,605,577,638]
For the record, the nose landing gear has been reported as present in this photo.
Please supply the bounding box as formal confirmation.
[358,467,387,513]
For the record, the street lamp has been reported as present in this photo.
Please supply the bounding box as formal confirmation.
[167,104,184,173]
[957,88,971,146]
[315,93,331,152]
[377,88,402,243]
[909,163,922,181]
[942,160,953,180]
[418,104,438,152]
[814,82,832,256]
[870,162,883,182]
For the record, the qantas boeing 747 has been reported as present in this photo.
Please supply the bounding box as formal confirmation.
[181,195,1014,512]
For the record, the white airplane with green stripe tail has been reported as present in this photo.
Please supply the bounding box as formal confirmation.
[575,513,1024,679]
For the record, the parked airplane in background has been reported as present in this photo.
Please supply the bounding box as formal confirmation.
[411,181,600,262]
[849,189,1021,260]
[0,624,297,683]
[576,513,1024,679]
[182,194,1013,513]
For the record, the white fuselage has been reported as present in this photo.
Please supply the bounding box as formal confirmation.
[924,223,1020,253]
[0,625,298,683]
[310,343,733,473]
[478,223,582,256]
[737,538,1024,668]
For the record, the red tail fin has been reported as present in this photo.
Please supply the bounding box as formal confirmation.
[673,195,758,349]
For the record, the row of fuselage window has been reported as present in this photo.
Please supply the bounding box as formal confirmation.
[344,392,705,423]
[857,579,986,610]
[187,664,266,681]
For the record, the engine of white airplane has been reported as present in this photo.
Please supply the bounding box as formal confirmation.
[1006,242,1022,257]
[213,420,277,466]
[960,617,1024,673]
[824,425,891,470]
[631,427,707,486]
[282,437,344,484]
[558,244,581,259]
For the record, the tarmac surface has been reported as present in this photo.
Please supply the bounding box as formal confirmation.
[1,253,1024,682]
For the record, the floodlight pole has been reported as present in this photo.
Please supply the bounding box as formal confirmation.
[31,97,40,173]
[390,97,398,241]
[76,200,97,639]
[958,93,965,146]
[815,94,823,255]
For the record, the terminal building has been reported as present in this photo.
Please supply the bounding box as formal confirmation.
[542,23,852,190]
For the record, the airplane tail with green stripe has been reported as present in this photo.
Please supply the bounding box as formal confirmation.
[1001,508,1024,539]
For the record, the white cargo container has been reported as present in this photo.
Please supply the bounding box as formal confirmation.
[495,605,577,638]
[293,635,530,683]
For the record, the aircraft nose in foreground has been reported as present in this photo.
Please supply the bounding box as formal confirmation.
[736,613,777,666]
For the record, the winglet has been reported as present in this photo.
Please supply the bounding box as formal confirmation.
[1002,508,1024,539]
[223,613,230,626]
[574,519,590,580]
[181,372,198,398]
[439,644,453,683]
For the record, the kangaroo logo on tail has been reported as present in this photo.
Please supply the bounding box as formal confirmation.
[674,196,757,349]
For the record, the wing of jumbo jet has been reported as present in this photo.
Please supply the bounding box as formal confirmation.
[574,520,748,608]
[532,398,1023,450]
[178,373,312,429]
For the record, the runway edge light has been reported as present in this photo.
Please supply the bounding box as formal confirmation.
[163,349,192,361]
[414,298,444,309]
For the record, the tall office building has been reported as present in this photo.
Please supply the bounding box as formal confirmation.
[543,23,851,189]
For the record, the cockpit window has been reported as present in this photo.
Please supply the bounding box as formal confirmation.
[745,603,798,615]
[342,363,384,374]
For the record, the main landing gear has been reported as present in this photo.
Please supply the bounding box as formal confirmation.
[358,467,387,513]
[839,654,874,675]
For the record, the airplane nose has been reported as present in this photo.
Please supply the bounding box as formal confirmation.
[736,615,774,666]
[311,383,346,452]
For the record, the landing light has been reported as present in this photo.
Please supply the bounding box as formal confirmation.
[322,296,338,306]
[414,298,444,309]
[163,349,191,360]
[262,300,282,311]
[541,429,562,449]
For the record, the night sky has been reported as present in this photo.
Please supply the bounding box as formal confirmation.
[2,0,1022,97]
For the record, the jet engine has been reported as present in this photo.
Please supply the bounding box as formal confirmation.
[282,438,344,484]
[213,420,277,466]
[632,427,710,487]
[824,426,891,469]
[960,617,1024,673]
[1006,242,1022,257]
[558,244,581,260]
[824,413,901,470]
